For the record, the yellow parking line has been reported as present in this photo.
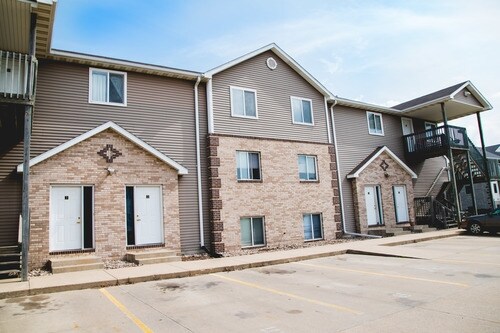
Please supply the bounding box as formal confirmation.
[211,273,362,315]
[295,262,468,288]
[433,259,500,267]
[100,288,153,333]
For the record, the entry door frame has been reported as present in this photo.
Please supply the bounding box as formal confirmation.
[49,185,94,252]
[125,185,164,246]
[401,117,414,135]
[365,185,384,226]
[393,184,409,223]
[401,117,415,152]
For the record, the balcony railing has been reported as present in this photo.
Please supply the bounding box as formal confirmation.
[0,50,37,102]
[403,125,468,162]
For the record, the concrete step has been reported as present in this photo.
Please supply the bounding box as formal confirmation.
[411,225,438,233]
[49,255,104,273]
[125,249,180,265]
[134,256,182,265]
[51,263,104,274]
[385,229,412,237]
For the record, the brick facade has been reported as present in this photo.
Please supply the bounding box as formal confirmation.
[211,134,338,253]
[351,151,415,234]
[28,129,181,268]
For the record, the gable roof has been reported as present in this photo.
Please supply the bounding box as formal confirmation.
[17,121,188,175]
[393,81,492,112]
[485,144,500,159]
[393,82,466,110]
[347,146,417,179]
[203,43,333,98]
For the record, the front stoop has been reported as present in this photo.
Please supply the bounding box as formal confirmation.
[125,249,181,265]
[49,256,104,274]
[368,227,412,237]
[408,225,438,233]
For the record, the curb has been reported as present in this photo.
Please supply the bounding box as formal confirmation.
[0,231,460,299]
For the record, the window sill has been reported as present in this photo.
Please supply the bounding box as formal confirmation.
[368,224,385,227]
[231,114,258,120]
[237,179,263,183]
[300,180,319,183]
[89,100,127,107]
[292,121,314,127]
[304,238,323,242]
[242,244,266,249]
[368,132,385,136]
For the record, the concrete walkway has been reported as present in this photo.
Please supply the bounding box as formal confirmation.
[0,229,461,299]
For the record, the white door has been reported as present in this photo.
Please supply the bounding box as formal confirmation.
[50,187,82,251]
[393,185,409,223]
[365,186,381,226]
[134,186,163,245]
[401,118,414,135]
[401,118,415,152]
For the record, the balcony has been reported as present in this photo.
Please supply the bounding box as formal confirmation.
[403,125,468,163]
[0,51,37,104]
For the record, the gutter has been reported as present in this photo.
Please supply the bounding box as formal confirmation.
[330,99,381,239]
[194,76,205,247]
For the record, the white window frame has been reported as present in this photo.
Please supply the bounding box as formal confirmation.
[366,111,384,136]
[298,155,318,181]
[236,151,262,181]
[89,68,127,106]
[291,96,314,126]
[240,216,266,248]
[230,86,258,119]
[303,213,323,241]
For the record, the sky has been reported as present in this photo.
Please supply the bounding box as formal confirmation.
[52,0,500,146]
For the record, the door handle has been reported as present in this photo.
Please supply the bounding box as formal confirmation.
[76,217,81,224]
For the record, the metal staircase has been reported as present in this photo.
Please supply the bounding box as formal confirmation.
[0,245,21,280]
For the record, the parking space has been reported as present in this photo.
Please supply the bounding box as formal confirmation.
[1,235,500,332]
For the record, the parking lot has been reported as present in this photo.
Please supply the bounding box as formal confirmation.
[1,235,500,332]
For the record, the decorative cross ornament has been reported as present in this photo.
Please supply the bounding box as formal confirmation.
[380,160,389,171]
[98,144,122,163]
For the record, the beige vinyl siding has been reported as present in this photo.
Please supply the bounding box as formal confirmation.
[33,60,206,253]
[413,157,449,197]
[212,51,329,143]
[454,88,482,107]
[333,105,406,232]
[0,142,23,246]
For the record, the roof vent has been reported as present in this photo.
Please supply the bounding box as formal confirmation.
[266,57,277,70]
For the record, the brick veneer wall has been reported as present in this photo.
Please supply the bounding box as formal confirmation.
[29,129,181,269]
[209,134,339,254]
[351,152,415,234]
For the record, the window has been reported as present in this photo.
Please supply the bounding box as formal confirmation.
[298,155,318,181]
[236,151,261,180]
[303,213,323,241]
[89,68,126,105]
[291,96,313,125]
[494,182,498,194]
[366,112,384,135]
[240,217,265,247]
[230,86,257,118]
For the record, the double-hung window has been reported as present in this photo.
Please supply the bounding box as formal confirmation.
[89,68,127,106]
[367,112,384,135]
[303,213,323,241]
[230,86,257,118]
[240,217,265,247]
[236,151,261,180]
[298,155,318,181]
[291,96,313,125]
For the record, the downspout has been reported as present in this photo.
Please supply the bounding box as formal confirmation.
[330,99,381,239]
[194,76,205,248]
